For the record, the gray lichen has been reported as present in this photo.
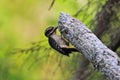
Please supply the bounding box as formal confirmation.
[58,12,120,80]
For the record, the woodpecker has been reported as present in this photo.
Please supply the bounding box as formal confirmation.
[44,26,79,56]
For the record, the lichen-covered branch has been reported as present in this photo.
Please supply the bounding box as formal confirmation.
[58,12,120,80]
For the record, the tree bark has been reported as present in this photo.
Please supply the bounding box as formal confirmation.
[75,0,120,79]
[108,28,120,51]
[58,12,120,80]
[94,0,120,38]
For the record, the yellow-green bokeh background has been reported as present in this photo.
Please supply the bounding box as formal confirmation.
[0,0,101,80]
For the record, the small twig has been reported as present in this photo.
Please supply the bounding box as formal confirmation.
[48,0,55,11]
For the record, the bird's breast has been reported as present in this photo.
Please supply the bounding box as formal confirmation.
[51,35,69,48]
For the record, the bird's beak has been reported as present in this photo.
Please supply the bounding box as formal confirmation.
[53,27,58,32]
[51,27,58,33]
[48,27,58,36]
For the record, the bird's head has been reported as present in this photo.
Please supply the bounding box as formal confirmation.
[44,26,57,37]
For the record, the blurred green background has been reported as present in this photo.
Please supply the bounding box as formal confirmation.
[0,0,84,80]
[1,0,118,80]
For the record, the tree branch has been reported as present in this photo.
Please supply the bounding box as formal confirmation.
[58,12,120,80]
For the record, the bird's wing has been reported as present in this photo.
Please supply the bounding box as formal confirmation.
[48,37,65,54]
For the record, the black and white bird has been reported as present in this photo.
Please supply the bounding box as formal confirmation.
[44,26,79,56]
